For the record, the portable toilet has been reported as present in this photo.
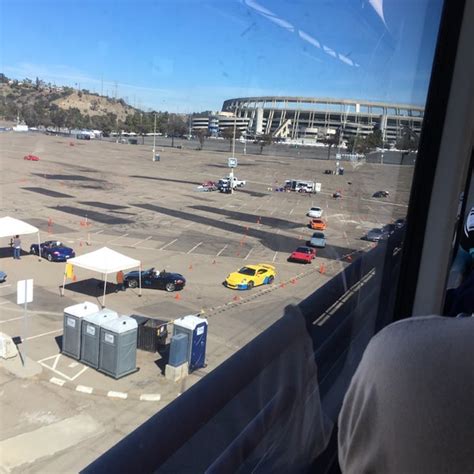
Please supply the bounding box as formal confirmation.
[63,302,100,360]
[168,332,189,367]
[81,309,119,368]
[173,315,208,371]
[98,316,138,379]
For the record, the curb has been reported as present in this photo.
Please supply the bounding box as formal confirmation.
[46,376,165,402]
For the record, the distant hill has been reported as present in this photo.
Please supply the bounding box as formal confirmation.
[0,75,136,124]
[0,74,186,135]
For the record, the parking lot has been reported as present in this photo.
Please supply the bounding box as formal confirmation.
[0,132,411,471]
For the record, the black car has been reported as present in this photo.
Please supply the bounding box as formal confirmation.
[124,268,185,292]
[373,190,390,198]
[394,218,406,229]
[382,223,396,235]
[366,228,390,242]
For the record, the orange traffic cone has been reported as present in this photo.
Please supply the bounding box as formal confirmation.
[72,274,77,282]
[175,292,181,300]
[280,282,286,288]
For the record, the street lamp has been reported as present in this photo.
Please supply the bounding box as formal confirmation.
[152,113,157,162]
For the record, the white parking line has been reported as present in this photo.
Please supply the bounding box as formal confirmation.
[0,284,11,289]
[0,315,24,324]
[94,230,104,235]
[0,301,12,306]
[107,233,129,244]
[272,252,278,262]
[187,242,203,254]
[131,236,152,247]
[361,198,408,208]
[159,238,177,250]
[244,248,254,260]
[289,208,294,215]
[216,244,228,257]
[23,329,62,341]
[183,222,194,228]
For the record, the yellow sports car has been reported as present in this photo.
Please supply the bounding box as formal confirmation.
[224,264,276,290]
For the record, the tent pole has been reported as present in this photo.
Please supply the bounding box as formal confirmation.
[37,232,41,261]
[102,273,108,308]
[138,263,142,297]
[61,268,66,297]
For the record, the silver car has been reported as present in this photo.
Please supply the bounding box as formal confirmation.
[0,271,6,283]
[308,231,326,248]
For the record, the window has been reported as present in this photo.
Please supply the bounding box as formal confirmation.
[2,1,471,472]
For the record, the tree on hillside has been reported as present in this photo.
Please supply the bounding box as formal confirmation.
[195,129,208,150]
[258,133,273,154]
[221,127,235,151]
[166,114,187,147]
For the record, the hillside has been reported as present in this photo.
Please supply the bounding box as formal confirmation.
[0,76,136,125]
[52,91,135,122]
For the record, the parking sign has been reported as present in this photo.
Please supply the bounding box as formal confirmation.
[228,157,237,168]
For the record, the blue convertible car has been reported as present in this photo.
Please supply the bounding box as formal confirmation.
[30,241,75,262]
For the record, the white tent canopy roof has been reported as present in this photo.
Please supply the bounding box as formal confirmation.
[67,247,140,274]
[0,216,39,238]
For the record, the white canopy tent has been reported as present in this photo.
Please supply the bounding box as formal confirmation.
[62,247,142,307]
[0,216,41,259]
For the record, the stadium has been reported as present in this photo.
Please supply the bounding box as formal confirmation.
[193,96,424,145]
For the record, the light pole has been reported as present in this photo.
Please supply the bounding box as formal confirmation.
[152,113,157,162]
[230,116,237,194]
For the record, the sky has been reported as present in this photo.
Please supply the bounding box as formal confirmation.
[1,0,444,112]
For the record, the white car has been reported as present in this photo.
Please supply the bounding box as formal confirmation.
[307,207,323,218]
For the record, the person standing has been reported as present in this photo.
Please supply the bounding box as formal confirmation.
[12,235,21,260]
[116,270,125,292]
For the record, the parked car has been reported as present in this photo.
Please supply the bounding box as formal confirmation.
[365,228,390,242]
[30,241,75,262]
[23,154,40,161]
[224,264,276,290]
[124,268,185,292]
[394,218,406,228]
[288,246,317,264]
[382,223,396,235]
[197,181,218,192]
[307,207,323,218]
[373,190,389,198]
[0,271,6,283]
[309,218,326,230]
[308,232,326,248]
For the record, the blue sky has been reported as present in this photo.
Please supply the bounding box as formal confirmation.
[1,0,443,112]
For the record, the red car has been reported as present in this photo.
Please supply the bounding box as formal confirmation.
[24,154,40,161]
[288,246,317,264]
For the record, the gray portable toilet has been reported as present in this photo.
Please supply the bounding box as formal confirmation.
[81,309,119,368]
[63,301,100,359]
[173,315,208,371]
[98,316,138,379]
[168,332,189,367]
